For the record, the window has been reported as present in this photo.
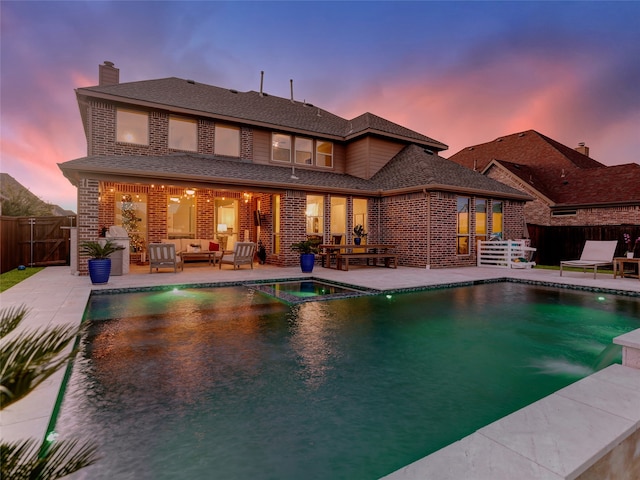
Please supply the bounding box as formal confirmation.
[353,198,368,239]
[475,199,487,244]
[316,141,333,167]
[215,125,240,157]
[115,192,147,252]
[167,193,195,238]
[295,137,313,165]
[330,197,346,244]
[492,200,503,239]
[272,133,291,162]
[169,116,197,151]
[306,195,324,235]
[116,109,148,145]
[215,198,238,250]
[457,197,470,255]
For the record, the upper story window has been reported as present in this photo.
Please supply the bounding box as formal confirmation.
[316,141,333,167]
[215,124,240,157]
[169,116,197,151]
[272,133,333,167]
[116,109,148,145]
[295,137,313,165]
[272,133,291,162]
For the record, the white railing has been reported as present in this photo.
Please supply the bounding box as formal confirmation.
[477,240,536,269]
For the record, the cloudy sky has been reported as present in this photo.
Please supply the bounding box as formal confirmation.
[2,1,639,212]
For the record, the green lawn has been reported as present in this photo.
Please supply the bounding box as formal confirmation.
[0,267,44,293]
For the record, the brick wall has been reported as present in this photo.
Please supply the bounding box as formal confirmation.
[77,177,100,274]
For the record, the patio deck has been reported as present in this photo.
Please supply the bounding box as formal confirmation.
[2,263,639,479]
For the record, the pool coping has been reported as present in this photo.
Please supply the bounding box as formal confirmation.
[2,265,640,479]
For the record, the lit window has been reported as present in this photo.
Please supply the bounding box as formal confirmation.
[306,195,324,235]
[295,137,313,165]
[166,193,195,238]
[457,197,470,255]
[116,109,148,145]
[169,116,197,151]
[316,141,333,167]
[475,199,487,244]
[492,200,503,239]
[215,125,240,157]
[272,133,291,162]
[353,198,368,241]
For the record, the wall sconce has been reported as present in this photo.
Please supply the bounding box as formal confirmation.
[243,192,251,204]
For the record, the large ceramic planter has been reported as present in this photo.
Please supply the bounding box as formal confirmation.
[88,258,111,284]
[299,253,315,273]
[354,237,362,245]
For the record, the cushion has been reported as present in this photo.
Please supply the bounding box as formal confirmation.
[209,242,220,251]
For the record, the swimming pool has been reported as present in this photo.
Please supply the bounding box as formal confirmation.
[55,282,640,479]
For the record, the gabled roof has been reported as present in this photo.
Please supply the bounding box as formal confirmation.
[58,145,529,201]
[76,78,447,150]
[448,130,604,172]
[449,130,640,207]
[371,145,528,198]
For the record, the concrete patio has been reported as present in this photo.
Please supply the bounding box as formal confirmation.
[2,262,639,479]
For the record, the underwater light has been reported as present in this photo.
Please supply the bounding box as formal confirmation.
[597,296,606,302]
[386,294,392,299]
[46,431,58,442]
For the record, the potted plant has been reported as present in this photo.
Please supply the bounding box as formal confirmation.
[623,233,640,258]
[291,238,321,273]
[80,239,125,284]
[353,224,367,245]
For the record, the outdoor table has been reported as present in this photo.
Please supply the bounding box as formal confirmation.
[613,257,640,281]
[318,244,397,270]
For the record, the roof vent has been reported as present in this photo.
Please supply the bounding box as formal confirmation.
[187,79,195,84]
[424,149,434,155]
[496,138,503,142]
[468,147,474,151]
[229,89,238,94]
[518,133,525,137]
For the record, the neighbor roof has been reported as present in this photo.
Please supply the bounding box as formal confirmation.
[448,130,640,207]
[58,145,530,201]
[76,78,448,150]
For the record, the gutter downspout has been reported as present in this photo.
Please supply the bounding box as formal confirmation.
[424,188,430,269]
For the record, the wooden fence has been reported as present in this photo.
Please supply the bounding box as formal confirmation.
[0,216,77,273]
[527,224,640,266]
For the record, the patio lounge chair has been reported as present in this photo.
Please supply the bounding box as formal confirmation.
[219,242,256,270]
[148,243,183,273]
[560,240,617,279]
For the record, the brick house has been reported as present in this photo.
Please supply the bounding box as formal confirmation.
[59,62,530,275]
[448,130,640,227]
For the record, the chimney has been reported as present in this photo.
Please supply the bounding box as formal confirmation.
[99,61,119,86]
[575,142,589,157]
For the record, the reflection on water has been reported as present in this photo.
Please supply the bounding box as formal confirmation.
[55,283,640,480]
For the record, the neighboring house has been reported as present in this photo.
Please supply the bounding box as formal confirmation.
[447,130,640,227]
[59,62,530,275]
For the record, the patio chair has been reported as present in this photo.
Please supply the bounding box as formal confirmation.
[560,240,617,279]
[148,243,183,273]
[219,242,256,270]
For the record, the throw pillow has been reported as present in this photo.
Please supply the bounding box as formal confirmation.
[209,242,220,251]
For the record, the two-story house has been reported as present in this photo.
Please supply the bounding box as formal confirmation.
[59,62,530,275]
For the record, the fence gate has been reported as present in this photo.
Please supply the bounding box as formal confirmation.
[15,216,75,269]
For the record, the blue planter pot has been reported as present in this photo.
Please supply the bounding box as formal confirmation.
[88,258,111,284]
[299,254,315,273]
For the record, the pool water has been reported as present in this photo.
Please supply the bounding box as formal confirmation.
[250,279,367,303]
[55,283,640,479]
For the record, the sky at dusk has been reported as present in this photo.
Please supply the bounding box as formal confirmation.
[1,1,639,212]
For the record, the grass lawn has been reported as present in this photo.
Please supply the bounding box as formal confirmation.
[0,267,45,293]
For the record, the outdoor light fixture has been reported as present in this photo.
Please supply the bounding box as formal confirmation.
[185,188,195,195]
